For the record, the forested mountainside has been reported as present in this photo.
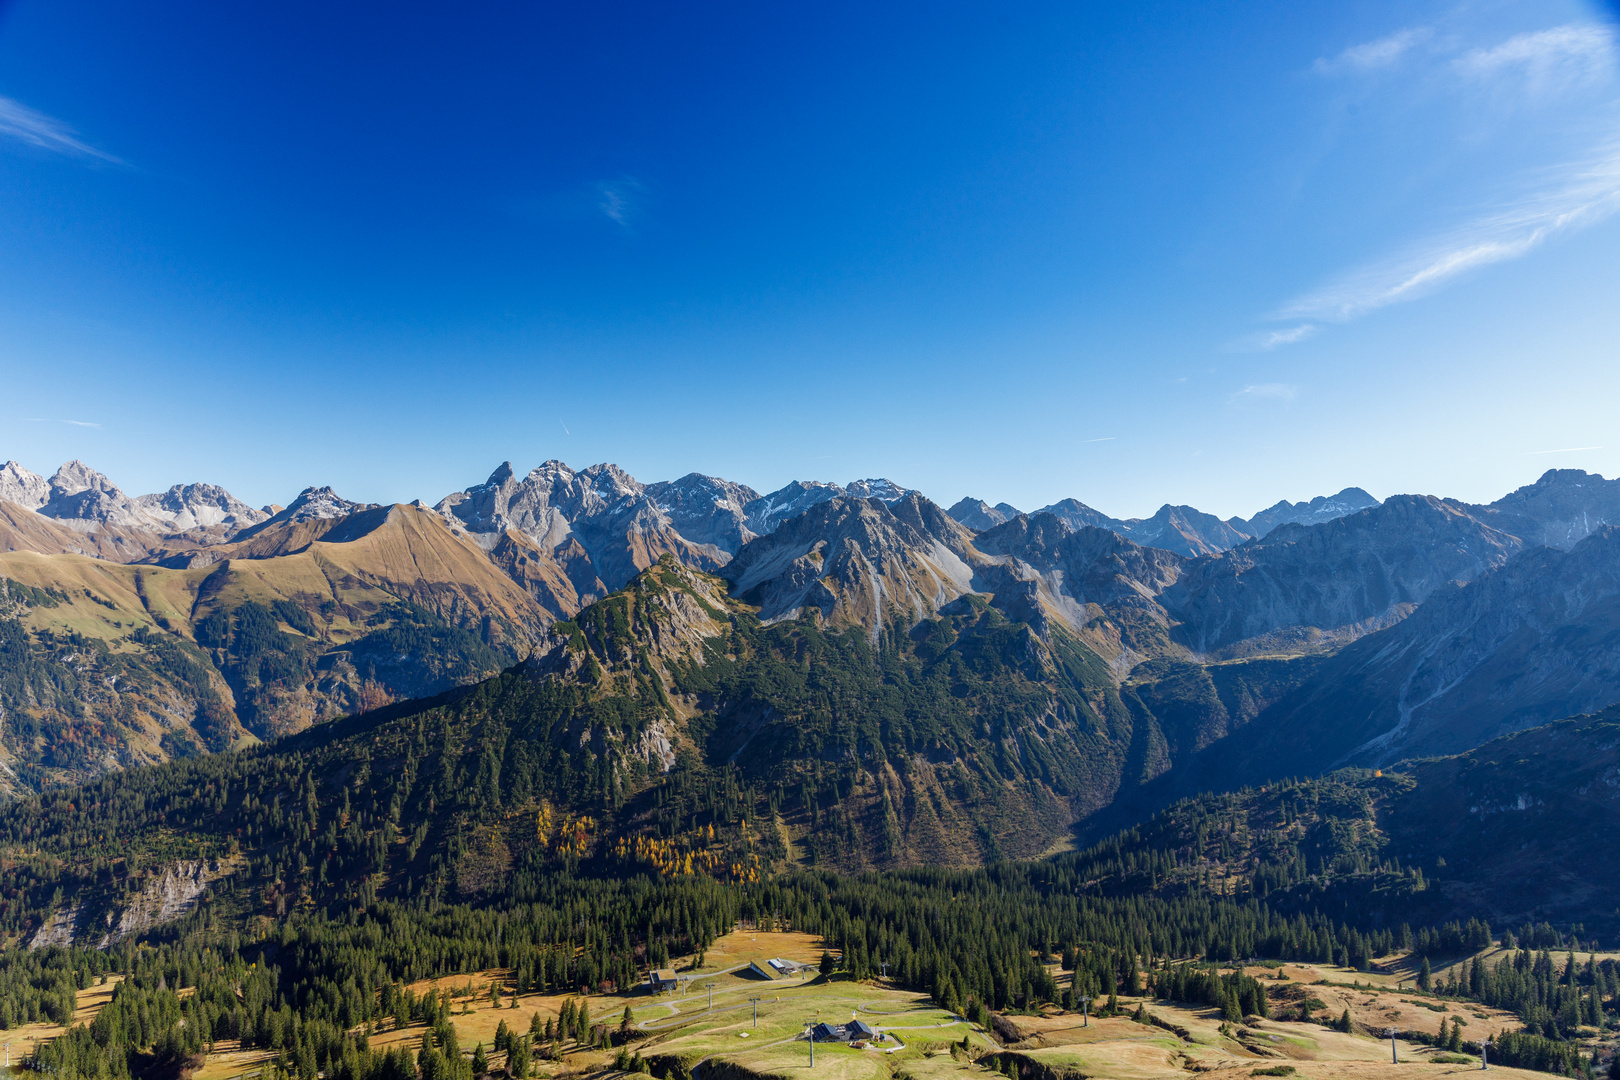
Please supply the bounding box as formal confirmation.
[2,659,1617,1080]
[7,553,1620,946]
[1065,710,1620,937]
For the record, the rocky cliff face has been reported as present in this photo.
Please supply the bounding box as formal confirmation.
[27,859,235,948]
[133,482,268,535]
[741,477,912,535]
[972,513,1187,664]
[724,494,978,628]
[38,460,162,530]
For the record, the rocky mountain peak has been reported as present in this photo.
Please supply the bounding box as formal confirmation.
[724,493,976,629]
[1236,487,1381,538]
[39,461,150,526]
[578,462,645,501]
[0,461,49,510]
[133,483,269,532]
[480,461,517,490]
[274,486,379,524]
[644,472,762,552]
[48,460,120,499]
[741,479,844,535]
[1032,497,1117,533]
[1481,468,1620,551]
[947,497,1022,531]
[845,478,912,502]
[1124,504,1253,558]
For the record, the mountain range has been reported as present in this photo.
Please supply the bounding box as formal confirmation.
[948,485,1380,557]
[4,456,1620,864]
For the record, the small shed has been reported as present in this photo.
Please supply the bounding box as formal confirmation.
[849,1019,878,1040]
[810,1022,843,1042]
[648,968,679,992]
[745,961,780,981]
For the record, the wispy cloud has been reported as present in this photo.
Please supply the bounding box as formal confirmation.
[1455,24,1617,95]
[0,97,121,163]
[1082,436,1115,443]
[28,417,101,428]
[1229,383,1298,405]
[595,178,647,229]
[1252,21,1620,348]
[1526,445,1603,454]
[1226,324,1319,352]
[1315,27,1433,74]
[1277,135,1620,323]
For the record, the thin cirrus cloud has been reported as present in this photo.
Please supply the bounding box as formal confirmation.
[594,178,647,230]
[1225,323,1319,352]
[1278,135,1620,324]
[1313,26,1434,74]
[28,417,102,428]
[1256,22,1620,343]
[1454,23,1618,94]
[0,96,121,163]
[1229,383,1298,405]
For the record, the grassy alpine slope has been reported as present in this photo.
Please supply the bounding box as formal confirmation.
[0,504,547,796]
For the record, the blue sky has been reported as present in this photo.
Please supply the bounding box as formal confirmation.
[1,0,1618,519]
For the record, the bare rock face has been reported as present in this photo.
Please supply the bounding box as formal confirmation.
[133,482,269,533]
[724,494,977,628]
[94,860,233,947]
[844,478,913,502]
[40,460,158,529]
[0,460,50,510]
[266,485,378,524]
[435,461,759,599]
[26,859,235,949]
[969,513,1188,668]
[1025,490,1379,557]
[644,472,762,552]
